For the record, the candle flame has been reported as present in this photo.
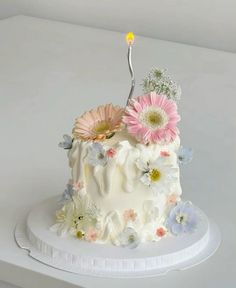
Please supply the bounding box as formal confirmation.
[126,32,135,45]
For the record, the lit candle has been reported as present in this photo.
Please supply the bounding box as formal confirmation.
[125,32,135,106]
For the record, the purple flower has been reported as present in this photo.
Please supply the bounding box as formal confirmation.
[60,182,75,204]
[166,201,197,235]
[59,134,73,150]
[87,143,108,167]
[177,146,193,165]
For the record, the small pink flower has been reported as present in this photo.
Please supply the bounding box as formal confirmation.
[123,209,137,222]
[106,148,116,158]
[85,228,98,242]
[156,227,167,237]
[160,151,170,157]
[123,92,180,144]
[166,194,178,205]
[73,180,84,192]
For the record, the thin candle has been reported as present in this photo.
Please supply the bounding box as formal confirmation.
[126,32,135,106]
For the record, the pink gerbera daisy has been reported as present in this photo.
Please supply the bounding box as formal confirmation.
[73,104,124,141]
[123,92,180,144]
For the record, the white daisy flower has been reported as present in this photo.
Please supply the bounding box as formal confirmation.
[50,203,76,237]
[72,194,100,230]
[137,157,178,194]
[51,194,100,237]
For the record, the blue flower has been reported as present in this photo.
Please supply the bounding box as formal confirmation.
[118,227,140,249]
[60,182,75,203]
[166,201,197,235]
[87,143,108,167]
[59,135,73,150]
[177,146,193,165]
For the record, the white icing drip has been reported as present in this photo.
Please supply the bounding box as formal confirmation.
[117,141,140,193]
[101,210,123,243]
[143,200,159,224]
[92,166,105,196]
[67,133,182,245]
[68,140,88,183]
[85,146,123,197]
[103,159,116,195]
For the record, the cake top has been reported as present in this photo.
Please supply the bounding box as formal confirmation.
[61,33,182,147]
[71,65,182,145]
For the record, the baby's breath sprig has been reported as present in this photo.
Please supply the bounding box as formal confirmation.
[142,68,181,102]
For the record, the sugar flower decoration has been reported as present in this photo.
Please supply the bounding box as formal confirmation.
[85,228,98,242]
[156,226,167,238]
[73,180,86,197]
[87,142,108,166]
[177,146,193,165]
[142,68,181,102]
[137,157,178,194]
[160,151,170,157]
[58,134,73,150]
[76,230,85,239]
[166,193,179,205]
[72,194,100,231]
[73,180,84,191]
[73,104,124,141]
[51,194,100,237]
[123,209,137,222]
[123,93,180,144]
[60,180,74,203]
[118,227,140,249]
[166,201,197,235]
[51,203,77,236]
[106,148,116,158]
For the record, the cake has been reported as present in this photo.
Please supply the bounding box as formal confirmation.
[14,33,220,277]
[51,65,197,249]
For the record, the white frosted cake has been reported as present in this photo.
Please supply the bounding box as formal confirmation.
[52,67,196,248]
[14,33,220,278]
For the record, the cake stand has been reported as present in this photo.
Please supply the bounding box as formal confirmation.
[15,197,221,278]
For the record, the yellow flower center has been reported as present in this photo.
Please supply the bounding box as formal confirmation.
[76,230,85,239]
[176,213,187,224]
[128,234,135,243]
[149,169,161,182]
[93,121,110,134]
[148,111,163,126]
[140,107,168,130]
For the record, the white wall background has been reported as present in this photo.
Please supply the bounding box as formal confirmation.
[0,0,19,18]
[0,0,236,53]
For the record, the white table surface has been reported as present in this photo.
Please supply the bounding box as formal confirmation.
[0,15,235,288]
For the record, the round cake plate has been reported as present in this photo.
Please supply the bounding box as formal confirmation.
[14,197,221,278]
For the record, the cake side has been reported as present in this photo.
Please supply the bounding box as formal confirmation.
[23,196,210,277]
[52,90,196,248]
[66,130,182,244]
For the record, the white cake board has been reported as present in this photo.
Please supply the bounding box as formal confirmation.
[14,197,221,278]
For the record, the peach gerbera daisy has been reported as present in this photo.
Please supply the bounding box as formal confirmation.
[123,92,180,144]
[73,104,124,141]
